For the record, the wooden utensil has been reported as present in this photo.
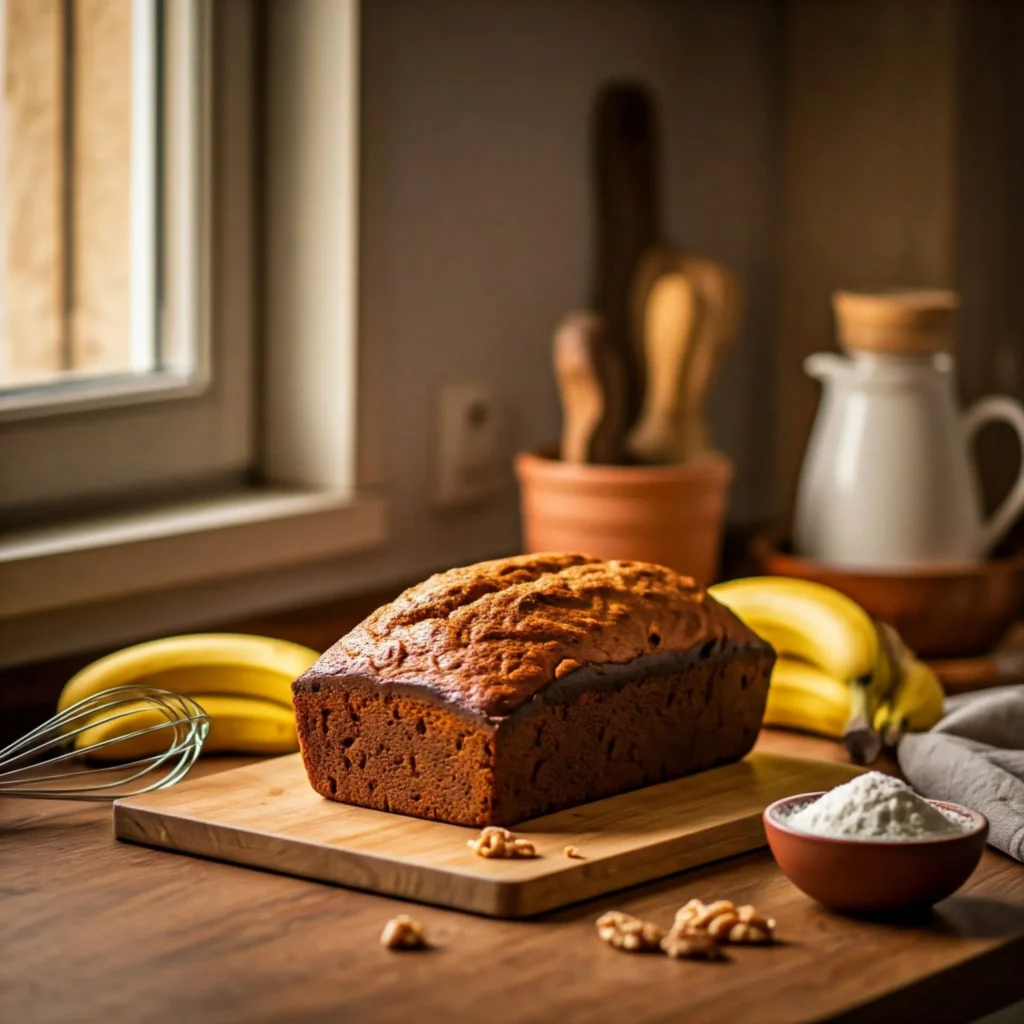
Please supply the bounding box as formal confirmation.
[676,256,743,462]
[625,271,702,464]
[631,244,743,462]
[553,312,625,464]
[590,82,661,427]
[114,750,857,919]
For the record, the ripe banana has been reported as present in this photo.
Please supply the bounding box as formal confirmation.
[709,577,881,690]
[765,657,882,763]
[873,626,945,745]
[759,615,942,759]
[710,577,894,763]
[76,694,299,761]
[763,657,853,739]
[58,633,320,713]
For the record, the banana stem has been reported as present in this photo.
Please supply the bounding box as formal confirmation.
[842,679,883,766]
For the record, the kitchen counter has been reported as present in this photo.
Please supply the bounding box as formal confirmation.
[3,731,1023,1024]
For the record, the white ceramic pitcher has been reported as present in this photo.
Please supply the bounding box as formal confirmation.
[794,290,1024,569]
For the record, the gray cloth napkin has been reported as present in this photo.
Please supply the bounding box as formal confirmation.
[897,685,1024,863]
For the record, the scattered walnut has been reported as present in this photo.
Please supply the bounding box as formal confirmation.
[660,931,725,961]
[595,911,663,952]
[563,845,585,859]
[674,898,730,931]
[467,826,538,859]
[673,899,775,945]
[379,914,427,950]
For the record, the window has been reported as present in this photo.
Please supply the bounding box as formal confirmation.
[0,0,158,389]
[0,0,253,517]
[0,1,381,665]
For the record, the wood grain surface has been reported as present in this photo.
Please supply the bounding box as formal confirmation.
[3,732,1024,1024]
[114,751,858,918]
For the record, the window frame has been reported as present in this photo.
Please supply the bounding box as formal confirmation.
[0,0,383,668]
[0,0,253,514]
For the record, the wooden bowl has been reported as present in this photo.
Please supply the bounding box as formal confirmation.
[752,533,1024,658]
[764,794,988,913]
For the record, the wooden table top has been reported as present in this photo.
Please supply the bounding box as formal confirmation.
[3,731,1023,1024]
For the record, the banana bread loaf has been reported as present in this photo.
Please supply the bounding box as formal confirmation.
[292,553,773,826]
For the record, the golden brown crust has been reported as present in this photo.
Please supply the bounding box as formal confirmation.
[301,553,763,719]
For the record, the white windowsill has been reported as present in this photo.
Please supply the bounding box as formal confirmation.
[0,489,388,620]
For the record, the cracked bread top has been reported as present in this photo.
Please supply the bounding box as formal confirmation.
[296,553,767,719]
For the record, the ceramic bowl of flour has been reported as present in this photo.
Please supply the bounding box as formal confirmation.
[763,776,988,912]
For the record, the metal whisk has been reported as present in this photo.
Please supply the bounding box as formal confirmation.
[0,686,209,801]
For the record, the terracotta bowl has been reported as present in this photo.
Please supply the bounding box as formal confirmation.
[515,449,733,584]
[752,533,1024,658]
[763,793,988,913]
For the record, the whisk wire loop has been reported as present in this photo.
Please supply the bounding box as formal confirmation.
[0,686,209,801]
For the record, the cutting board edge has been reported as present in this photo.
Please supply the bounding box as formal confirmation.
[113,798,773,919]
[111,752,861,919]
[116,790,770,921]
[113,801,521,917]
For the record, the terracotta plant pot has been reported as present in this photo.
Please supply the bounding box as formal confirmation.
[515,449,733,583]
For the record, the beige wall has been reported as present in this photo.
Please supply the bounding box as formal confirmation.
[357,0,780,588]
[345,0,1024,589]
[776,0,959,513]
[774,0,1024,520]
[0,0,783,667]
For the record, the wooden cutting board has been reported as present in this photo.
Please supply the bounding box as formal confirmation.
[114,752,857,918]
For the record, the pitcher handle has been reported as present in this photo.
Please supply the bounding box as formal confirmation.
[963,396,1024,557]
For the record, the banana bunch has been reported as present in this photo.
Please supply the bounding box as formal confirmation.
[709,577,943,764]
[57,633,320,761]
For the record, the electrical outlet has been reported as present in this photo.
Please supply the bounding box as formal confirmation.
[434,383,502,507]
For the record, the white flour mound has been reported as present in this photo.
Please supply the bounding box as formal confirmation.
[784,771,966,841]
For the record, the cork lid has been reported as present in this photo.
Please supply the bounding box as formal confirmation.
[832,289,959,354]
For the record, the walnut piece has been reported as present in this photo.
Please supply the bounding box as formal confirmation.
[467,826,538,859]
[672,899,775,945]
[595,911,663,952]
[563,845,585,859]
[660,931,725,961]
[379,915,427,950]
